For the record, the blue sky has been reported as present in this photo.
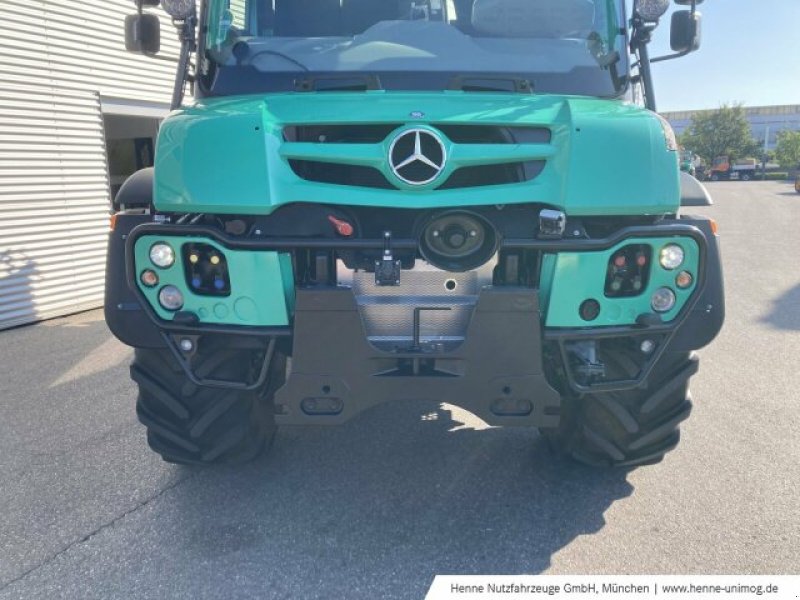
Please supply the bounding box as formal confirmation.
[638,0,800,112]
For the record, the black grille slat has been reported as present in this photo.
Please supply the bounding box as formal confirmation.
[289,160,545,190]
[438,161,545,190]
[436,125,551,145]
[284,124,397,144]
[288,160,394,189]
[284,124,551,145]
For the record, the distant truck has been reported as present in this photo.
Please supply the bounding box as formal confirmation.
[707,156,757,181]
[679,150,696,176]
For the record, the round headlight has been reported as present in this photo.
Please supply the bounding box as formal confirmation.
[150,243,175,269]
[659,244,685,270]
[161,0,196,20]
[651,287,676,313]
[158,285,184,311]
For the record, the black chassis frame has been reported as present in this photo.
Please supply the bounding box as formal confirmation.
[106,214,724,427]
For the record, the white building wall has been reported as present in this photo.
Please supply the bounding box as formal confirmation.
[0,0,180,329]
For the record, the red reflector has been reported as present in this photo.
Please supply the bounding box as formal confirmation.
[327,215,354,237]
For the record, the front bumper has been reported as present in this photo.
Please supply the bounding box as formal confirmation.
[105,214,724,411]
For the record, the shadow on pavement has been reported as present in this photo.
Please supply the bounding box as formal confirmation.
[761,283,800,331]
[164,402,633,598]
[0,249,37,331]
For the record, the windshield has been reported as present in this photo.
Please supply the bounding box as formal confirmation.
[200,0,628,97]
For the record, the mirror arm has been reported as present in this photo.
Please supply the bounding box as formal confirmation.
[629,15,657,112]
[650,48,692,64]
[171,12,198,110]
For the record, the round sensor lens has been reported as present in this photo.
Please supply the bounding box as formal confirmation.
[651,287,676,313]
[579,299,601,321]
[158,285,184,311]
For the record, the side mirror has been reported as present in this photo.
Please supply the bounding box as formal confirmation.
[670,10,702,53]
[125,13,161,55]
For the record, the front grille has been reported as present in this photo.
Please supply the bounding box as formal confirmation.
[283,124,552,190]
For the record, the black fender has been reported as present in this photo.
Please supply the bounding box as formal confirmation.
[680,171,713,207]
[104,212,166,349]
[667,215,725,352]
[113,167,154,211]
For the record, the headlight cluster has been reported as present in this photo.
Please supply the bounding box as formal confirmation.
[141,241,231,313]
[651,243,694,313]
[143,242,184,312]
[599,241,694,318]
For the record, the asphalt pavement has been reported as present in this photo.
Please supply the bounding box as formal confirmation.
[1,180,798,599]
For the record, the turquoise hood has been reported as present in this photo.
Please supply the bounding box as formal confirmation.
[154,92,679,216]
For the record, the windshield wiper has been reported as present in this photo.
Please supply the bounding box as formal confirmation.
[587,32,625,92]
[233,42,311,72]
[446,74,533,94]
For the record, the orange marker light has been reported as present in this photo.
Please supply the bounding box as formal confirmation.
[110,214,118,231]
[710,219,719,235]
[676,271,693,289]
[140,270,159,287]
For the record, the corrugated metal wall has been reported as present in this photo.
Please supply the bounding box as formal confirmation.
[0,0,180,329]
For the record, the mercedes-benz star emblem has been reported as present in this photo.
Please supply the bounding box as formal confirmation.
[388,129,447,186]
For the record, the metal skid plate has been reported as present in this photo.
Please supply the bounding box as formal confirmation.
[275,287,561,428]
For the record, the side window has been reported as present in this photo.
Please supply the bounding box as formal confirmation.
[228,0,248,30]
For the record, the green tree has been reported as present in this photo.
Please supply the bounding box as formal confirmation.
[774,130,800,169]
[678,104,760,166]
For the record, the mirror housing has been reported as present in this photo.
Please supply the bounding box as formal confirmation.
[125,13,161,55]
[670,10,702,53]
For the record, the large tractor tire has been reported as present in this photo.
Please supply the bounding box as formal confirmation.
[130,338,286,466]
[546,351,697,468]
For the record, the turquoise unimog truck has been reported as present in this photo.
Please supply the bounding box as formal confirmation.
[107,0,723,467]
